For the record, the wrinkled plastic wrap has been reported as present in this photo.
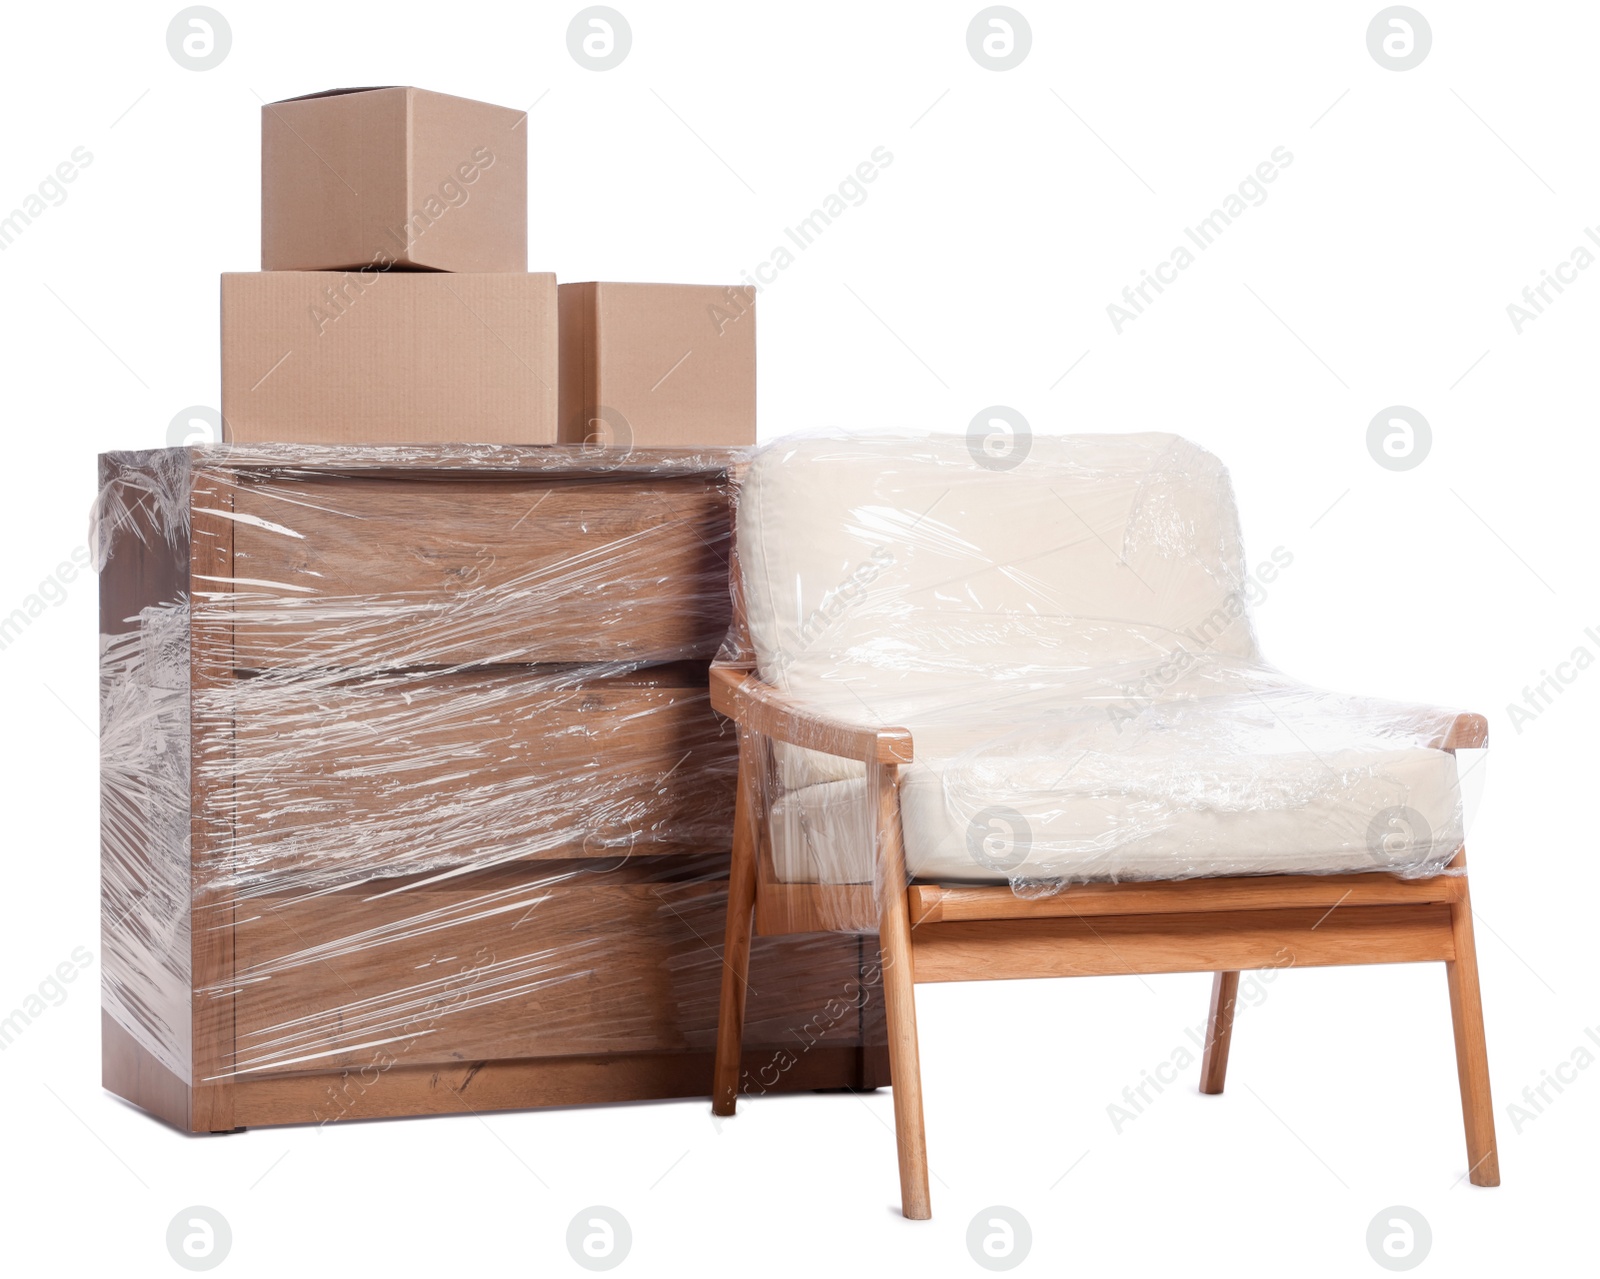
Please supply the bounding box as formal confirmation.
[99,444,886,1110]
[716,431,1485,934]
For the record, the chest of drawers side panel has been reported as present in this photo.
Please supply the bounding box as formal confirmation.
[189,463,239,1130]
[97,449,198,1131]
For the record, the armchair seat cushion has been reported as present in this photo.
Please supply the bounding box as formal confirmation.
[769,682,1465,885]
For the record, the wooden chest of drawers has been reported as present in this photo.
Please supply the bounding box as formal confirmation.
[98,445,885,1132]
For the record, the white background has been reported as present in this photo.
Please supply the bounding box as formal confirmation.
[1,0,1594,1273]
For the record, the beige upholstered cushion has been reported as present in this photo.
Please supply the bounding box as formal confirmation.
[735,432,1468,885]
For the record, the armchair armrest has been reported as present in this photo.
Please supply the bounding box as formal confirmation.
[1434,713,1489,751]
[708,664,914,765]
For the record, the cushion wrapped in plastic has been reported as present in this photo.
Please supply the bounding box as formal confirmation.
[725,431,1482,896]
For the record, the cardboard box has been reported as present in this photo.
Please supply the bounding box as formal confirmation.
[559,283,756,448]
[262,87,527,273]
[221,271,557,444]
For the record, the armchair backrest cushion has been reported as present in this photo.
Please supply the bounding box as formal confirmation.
[735,432,1261,714]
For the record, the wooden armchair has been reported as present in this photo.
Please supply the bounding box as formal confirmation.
[705,432,1499,1220]
[708,664,1496,1218]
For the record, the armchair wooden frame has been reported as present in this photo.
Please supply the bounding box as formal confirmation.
[707,661,1499,1219]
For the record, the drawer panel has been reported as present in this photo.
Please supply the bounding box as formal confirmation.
[225,868,873,1077]
[224,475,732,669]
[216,665,736,887]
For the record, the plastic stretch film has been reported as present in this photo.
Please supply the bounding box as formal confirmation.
[715,432,1486,935]
[98,445,887,1122]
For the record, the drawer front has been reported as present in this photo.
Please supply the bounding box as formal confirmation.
[225,870,872,1077]
[213,666,736,887]
[224,475,732,669]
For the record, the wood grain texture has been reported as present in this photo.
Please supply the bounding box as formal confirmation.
[876,767,931,1220]
[101,451,875,1133]
[909,905,1456,984]
[908,869,1466,923]
[228,863,871,1078]
[1446,877,1501,1186]
[231,1044,871,1129]
[223,664,736,881]
[101,1010,192,1132]
[189,470,237,1131]
[228,474,732,669]
[96,452,191,639]
[711,749,759,1116]
[188,442,747,476]
[1199,971,1240,1095]
[1436,713,1489,751]
[753,839,880,936]
[98,452,196,1128]
[709,664,913,764]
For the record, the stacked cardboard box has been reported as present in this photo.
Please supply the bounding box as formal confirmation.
[222,85,755,448]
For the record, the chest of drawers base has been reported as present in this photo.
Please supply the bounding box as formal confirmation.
[98,445,887,1132]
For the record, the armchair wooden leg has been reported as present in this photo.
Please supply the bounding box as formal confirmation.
[874,764,931,1219]
[880,885,930,1219]
[1446,887,1500,1186]
[1199,970,1240,1095]
[712,757,759,1118]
